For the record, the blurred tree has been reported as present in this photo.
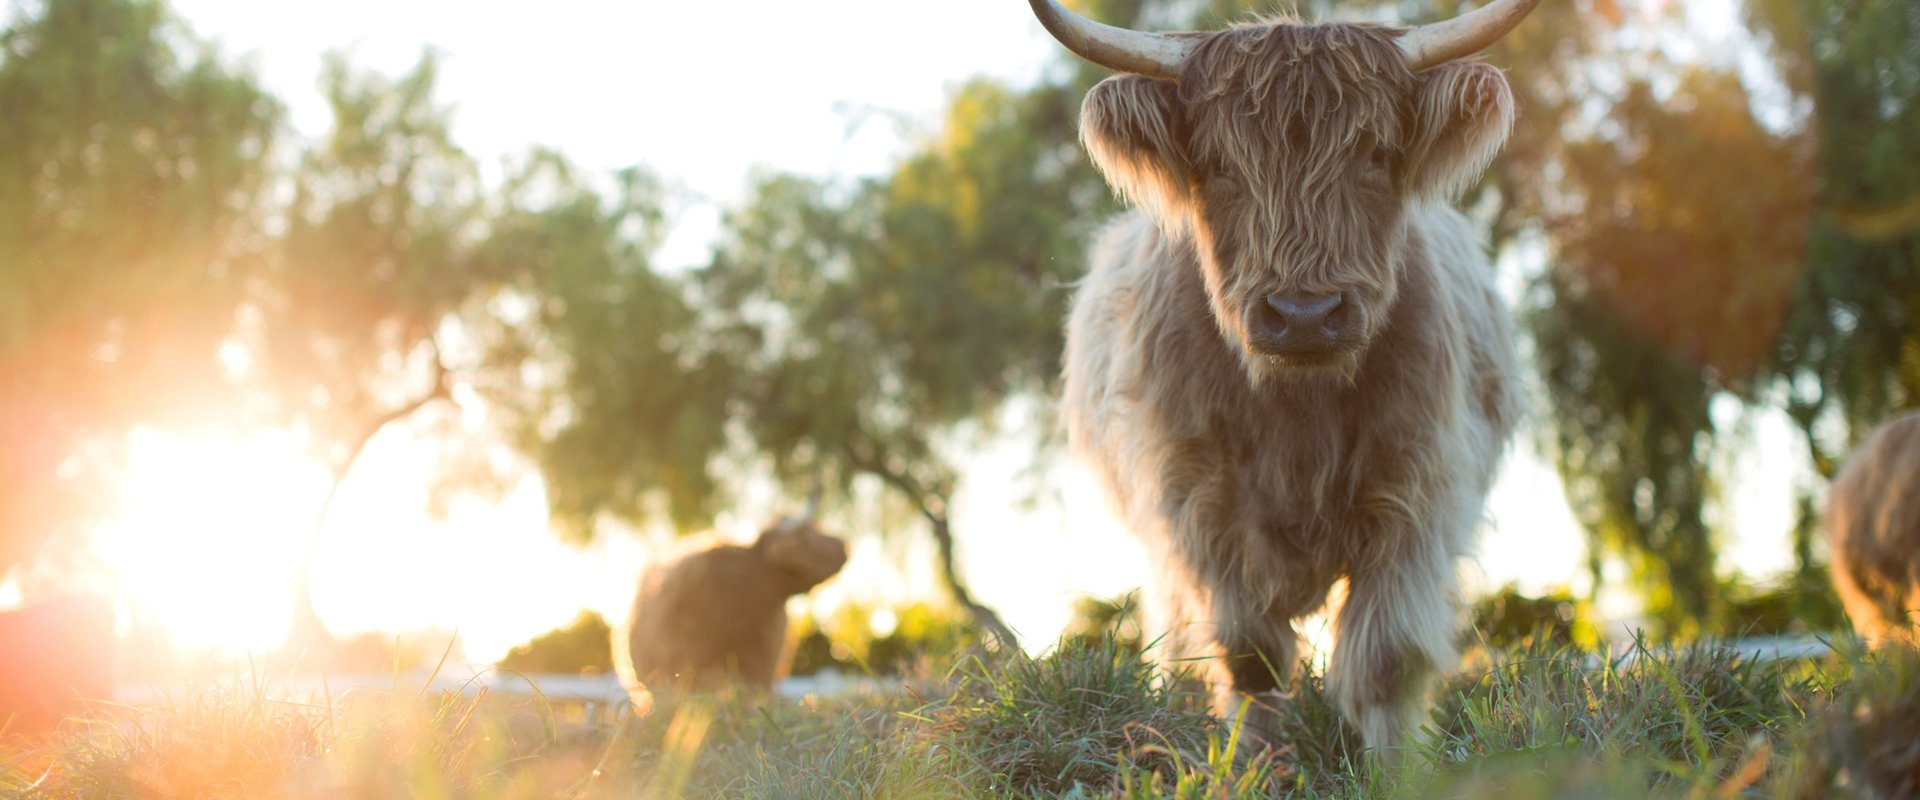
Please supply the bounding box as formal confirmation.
[697,67,1121,650]
[248,53,483,649]
[241,51,740,652]
[255,59,741,650]
[0,0,279,580]
[1468,584,1583,651]
[467,151,734,540]
[1751,0,1920,578]
[1498,0,1917,630]
[1060,591,1143,656]
[497,611,614,674]
[788,601,979,676]
[1527,68,1814,630]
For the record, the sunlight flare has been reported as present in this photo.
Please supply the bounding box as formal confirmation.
[91,429,321,653]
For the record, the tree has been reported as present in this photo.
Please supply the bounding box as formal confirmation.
[252,60,734,647]
[695,69,1120,650]
[247,53,482,648]
[497,611,613,674]
[500,1,1161,650]
[1527,68,1813,629]
[0,0,279,580]
[1415,0,1915,629]
[1752,0,1920,610]
[467,151,734,540]
[1752,0,1920,466]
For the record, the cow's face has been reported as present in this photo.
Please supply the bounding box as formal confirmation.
[1079,25,1513,385]
[755,517,848,593]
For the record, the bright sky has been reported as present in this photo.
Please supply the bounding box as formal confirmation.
[59,0,1810,664]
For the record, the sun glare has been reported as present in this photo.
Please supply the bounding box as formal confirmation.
[92,429,322,654]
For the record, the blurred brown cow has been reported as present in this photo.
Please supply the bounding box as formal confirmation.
[620,507,846,701]
[1828,411,1920,645]
[0,594,114,735]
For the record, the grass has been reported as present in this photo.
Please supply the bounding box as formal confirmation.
[5,634,1918,799]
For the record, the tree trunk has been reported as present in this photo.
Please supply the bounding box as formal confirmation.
[284,350,450,657]
[847,448,1021,652]
[921,506,1021,652]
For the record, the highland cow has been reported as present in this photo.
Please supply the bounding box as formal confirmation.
[1828,411,1920,646]
[1036,0,1533,749]
[621,510,847,695]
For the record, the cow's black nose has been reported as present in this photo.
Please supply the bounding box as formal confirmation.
[1266,292,1343,331]
[1248,292,1347,357]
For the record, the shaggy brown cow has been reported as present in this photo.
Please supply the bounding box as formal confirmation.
[1828,411,1920,645]
[1038,0,1533,749]
[622,512,847,695]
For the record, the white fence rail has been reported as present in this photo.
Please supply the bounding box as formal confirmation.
[116,668,900,708]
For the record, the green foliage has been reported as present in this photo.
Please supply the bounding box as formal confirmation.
[1725,579,1848,638]
[1515,50,1813,632]
[469,152,731,537]
[252,51,478,470]
[1060,592,1146,656]
[1473,0,1918,629]
[690,59,1127,646]
[1466,584,1583,651]
[0,0,279,575]
[0,0,729,582]
[1756,0,1920,483]
[497,611,614,675]
[788,602,981,677]
[698,70,1109,487]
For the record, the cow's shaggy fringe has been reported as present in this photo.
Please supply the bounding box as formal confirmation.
[1064,18,1521,750]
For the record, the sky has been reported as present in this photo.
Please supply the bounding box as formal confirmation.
[37,0,1813,665]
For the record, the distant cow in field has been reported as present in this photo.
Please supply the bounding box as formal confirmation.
[0,594,114,735]
[1828,411,1920,645]
[1037,0,1534,749]
[621,505,847,697]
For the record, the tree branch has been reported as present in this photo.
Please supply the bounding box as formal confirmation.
[288,340,454,648]
[845,441,1021,652]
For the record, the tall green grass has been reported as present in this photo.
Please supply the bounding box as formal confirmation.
[5,635,1916,799]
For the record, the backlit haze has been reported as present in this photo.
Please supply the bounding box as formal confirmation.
[23,0,1810,664]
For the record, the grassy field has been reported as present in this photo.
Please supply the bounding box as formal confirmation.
[4,635,1917,799]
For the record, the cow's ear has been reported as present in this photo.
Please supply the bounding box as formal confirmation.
[1403,62,1514,200]
[1081,75,1191,225]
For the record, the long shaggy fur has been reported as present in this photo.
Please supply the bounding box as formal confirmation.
[621,517,847,695]
[1828,412,1920,645]
[1063,19,1520,750]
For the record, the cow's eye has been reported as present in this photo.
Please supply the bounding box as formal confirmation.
[1354,137,1393,185]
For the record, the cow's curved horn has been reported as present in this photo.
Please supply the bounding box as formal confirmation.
[1027,0,1196,80]
[1396,0,1542,71]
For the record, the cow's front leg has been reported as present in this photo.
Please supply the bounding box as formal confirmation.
[1326,534,1461,752]
[1211,589,1302,744]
